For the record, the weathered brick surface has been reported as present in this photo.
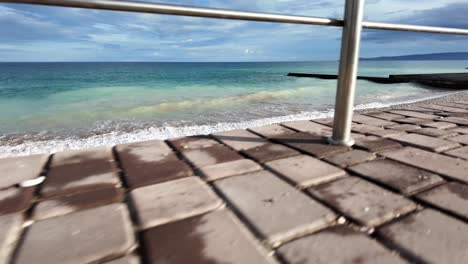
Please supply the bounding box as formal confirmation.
[422,121,457,129]
[447,134,468,145]
[312,117,334,126]
[181,144,243,168]
[352,124,405,138]
[274,132,349,158]
[118,151,192,189]
[378,209,468,263]
[353,114,397,127]
[451,126,468,134]
[444,146,468,160]
[278,226,407,264]
[386,124,421,131]
[324,150,376,168]
[199,159,262,181]
[0,187,35,216]
[441,116,468,126]
[0,213,23,264]
[142,210,277,264]
[388,133,460,152]
[354,136,401,152]
[168,135,220,151]
[422,104,468,113]
[409,127,458,138]
[214,170,336,245]
[241,143,299,163]
[34,187,124,220]
[364,112,405,121]
[349,159,444,195]
[0,154,48,189]
[266,155,346,188]
[416,182,468,220]
[130,177,222,230]
[16,204,135,264]
[382,147,468,183]
[282,120,332,136]
[393,117,433,125]
[51,146,114,167]
[389,110,440,119]
[212,129,267,150]
[309,177,417,227]
[438,102,468,110]
[248,124,295,138]
[42,161,121,197]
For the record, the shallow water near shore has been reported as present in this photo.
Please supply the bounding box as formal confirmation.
[1,61,467,157]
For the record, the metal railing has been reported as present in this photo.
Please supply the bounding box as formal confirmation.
[3,0,468,146]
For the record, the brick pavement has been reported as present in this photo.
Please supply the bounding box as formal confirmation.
[2,101,468,263]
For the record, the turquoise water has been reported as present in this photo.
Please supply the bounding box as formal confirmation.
[1,61,467,156]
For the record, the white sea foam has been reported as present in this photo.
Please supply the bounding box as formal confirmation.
[0,92,455,158]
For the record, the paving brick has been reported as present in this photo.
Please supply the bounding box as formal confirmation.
[454,100,468,106]
[313,117,334,126]
[447,134,468,145]
[274,132,349,158]
[364,112,405,121]
[41,161,121,197]
[248,124,295,138]
[0,154,48,189]
[381,147,468,183]
[117,146,193,189]
[266,155,346,188]
[199,159,262,181]
[324,150,376,168]
[214,170,336,245]
[409,127,459,138]
[142,210,276,264]
[438,102,468,110]
[181,144,242,168]
[34,187,124,220]
[353,114,397,127]
[444,146,468,160]
[282,120,332,136]
[441,116,468,126]
[354,136,401,153]
[16,204,135,264]
[389,110,440,119]
[422,104,468,113]
[388,133,460,152]
[352,124,406,138]
[378,209,468,263]
[241,143,299,163]
[349,159,444,195]
[51,146,114,167]
[278,226,407,264]
[416,182,468,220]
[0,186,35,216]
[105,255,140,264]
[130,177,222,230]
[309,177,417,227]
[116,139,172,156]
[386,124,421,131]
[422,121,457,129]
[168,135,220,151]
[212,129,268,151]
[450,126,468,134]
[393,117,433,125]
[0,213,23,264]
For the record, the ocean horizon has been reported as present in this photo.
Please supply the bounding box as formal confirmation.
[1,60,467,157]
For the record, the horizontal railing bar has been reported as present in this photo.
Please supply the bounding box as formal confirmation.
[2,0,468,36]
[0,0,343,27]
[363,21,468,35]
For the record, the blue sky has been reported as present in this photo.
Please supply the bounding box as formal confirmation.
[1,0,467,61]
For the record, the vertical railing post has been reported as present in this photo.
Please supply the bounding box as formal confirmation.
[328,0,365,146]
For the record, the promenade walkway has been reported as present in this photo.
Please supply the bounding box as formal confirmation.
[2,100,468,263]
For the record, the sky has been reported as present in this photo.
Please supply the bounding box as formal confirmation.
[0,0,467,62]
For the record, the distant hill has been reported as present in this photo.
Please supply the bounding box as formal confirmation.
[361,52,468,61]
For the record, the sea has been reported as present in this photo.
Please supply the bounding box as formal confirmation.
[1,60,467,157]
